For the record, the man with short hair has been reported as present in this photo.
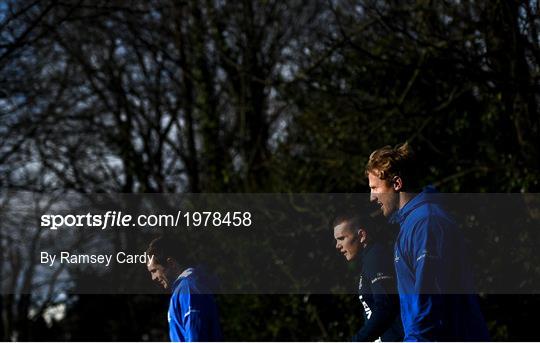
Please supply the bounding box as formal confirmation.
[366,142,489,341]
[333,212,403,342]
[146,237,222,342]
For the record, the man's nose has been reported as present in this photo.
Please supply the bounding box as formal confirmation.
[369,191,377,203]
[335,242,341,250]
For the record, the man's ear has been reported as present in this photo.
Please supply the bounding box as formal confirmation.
[358,229,367,244]
[392,176,403,191]
[166,257,176,268]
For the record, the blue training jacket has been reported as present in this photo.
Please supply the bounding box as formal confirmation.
[168,267,222,342]
[391,187,489,341]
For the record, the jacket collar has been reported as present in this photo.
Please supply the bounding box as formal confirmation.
[172,267,194,289]
[389,185,438,225]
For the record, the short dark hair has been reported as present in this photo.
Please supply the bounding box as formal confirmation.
[146,236,179,265]
[332,211,376,235]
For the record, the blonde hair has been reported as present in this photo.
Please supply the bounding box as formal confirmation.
[365,142,417,189]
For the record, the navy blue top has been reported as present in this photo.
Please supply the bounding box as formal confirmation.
[352,242,403,342]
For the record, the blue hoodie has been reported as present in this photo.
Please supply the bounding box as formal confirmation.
[391,187,489,341]
[168,267,222,342]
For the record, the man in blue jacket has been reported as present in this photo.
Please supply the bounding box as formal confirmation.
[146,237,222,342]
[365,142,489,341]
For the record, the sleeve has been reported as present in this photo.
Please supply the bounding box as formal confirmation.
[352,247,401,342]
[168,291,185,342]
[179,285,205,342]
[403,218,446,342]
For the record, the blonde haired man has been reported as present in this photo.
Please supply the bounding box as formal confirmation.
[366,143,489,341]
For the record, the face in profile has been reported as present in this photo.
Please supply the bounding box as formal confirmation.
[368,171,400,217]
[147,258,173,290]
[334,222,362,261]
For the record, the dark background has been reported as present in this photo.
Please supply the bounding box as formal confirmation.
[1,0,540,340]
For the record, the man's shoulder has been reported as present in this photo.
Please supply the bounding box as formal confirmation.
[176,266,218,294]
[398,203,457,247]
[366,242,393,259]
[363,243,395,274]
[404,201,452,226]
[171,268,197,293]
